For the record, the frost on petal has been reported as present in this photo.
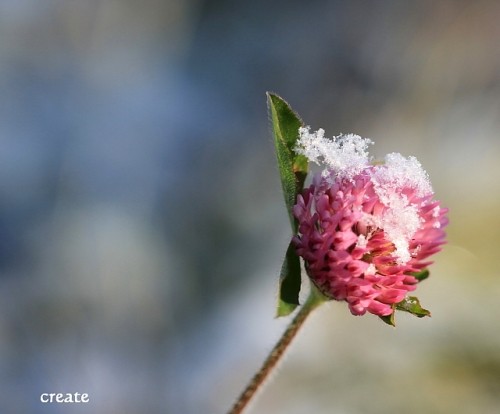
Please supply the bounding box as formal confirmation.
[374,153,433,198]
[356,234,367,248]
[369,153,434,264]
[369,194,423,264]
[294,127,372,180]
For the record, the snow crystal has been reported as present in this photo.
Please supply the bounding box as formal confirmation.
[368,153,434,264]
[369,195,422,264]
[356,234,368,248]
[432,206,440,218]
[294,127,372,180]
[373,153,433,198]
[411,245,422,257]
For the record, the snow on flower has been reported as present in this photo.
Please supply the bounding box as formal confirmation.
[295,127,373,180]
[292,127,448,317]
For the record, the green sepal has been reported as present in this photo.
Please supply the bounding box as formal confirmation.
[396,296,431,318]
[276,241,302,317]
[410,269,430,282]
[379,296,431,326]
[267,92,308,233]
[379,308,396,327]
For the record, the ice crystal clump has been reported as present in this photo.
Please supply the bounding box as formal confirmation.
[295,127,373,180]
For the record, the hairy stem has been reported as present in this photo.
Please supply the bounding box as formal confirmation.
[227,287,325,414]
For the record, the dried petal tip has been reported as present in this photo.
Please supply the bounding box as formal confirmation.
[292,128,448,318]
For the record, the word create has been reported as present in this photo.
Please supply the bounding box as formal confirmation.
[40,393,89,403]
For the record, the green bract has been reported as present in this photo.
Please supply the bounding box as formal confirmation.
[379,296,431,327]
[267,93,308,316]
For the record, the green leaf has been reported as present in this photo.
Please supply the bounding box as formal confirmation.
[379,296,431,326]
[396,296,431,318]
[267,93,310,317]
[410,269,430,282]
[379,307,396,327]
[276,241,302,317]
[267,92,308,233]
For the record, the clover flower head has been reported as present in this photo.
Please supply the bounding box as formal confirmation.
[292,128,448,317]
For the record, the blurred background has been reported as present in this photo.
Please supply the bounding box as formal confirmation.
[0,0,499,413]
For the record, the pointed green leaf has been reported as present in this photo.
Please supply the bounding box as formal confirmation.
[267,92,308,232]
[276,241,302,317]
[410,269,430,282]
[396,296,431,318]
[379,307,396,327]
[379,296,430,326]
[267,93,310,317]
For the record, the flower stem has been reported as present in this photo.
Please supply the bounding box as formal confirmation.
[227,286,325,414]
